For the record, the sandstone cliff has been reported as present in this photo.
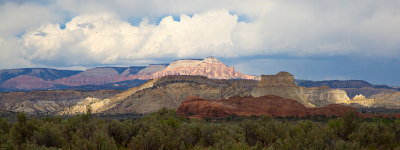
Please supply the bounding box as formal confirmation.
[303,86,350,106]
[367,92,400,108]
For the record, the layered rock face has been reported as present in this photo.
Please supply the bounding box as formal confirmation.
[251,72,314,107]
[177,95,356,118]
[303,86,350,106]
[149,57,256,80]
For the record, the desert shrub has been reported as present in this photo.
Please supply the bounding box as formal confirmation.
[349,122,396,149]
[33,122,66,148]
[332,140,360,150]
[107,120,130,147]
[241,116,288,147]
[9,113,37,147]
[129,126,168,150]
[212,124,249,150]
[271,121,333,150]
[328,111,360,140]
[1,110,400,149]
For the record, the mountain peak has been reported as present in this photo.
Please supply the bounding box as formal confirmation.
[149,56,256,80]
[203,56,221,63]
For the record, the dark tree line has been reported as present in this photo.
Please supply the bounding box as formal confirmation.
[1,109,400,149]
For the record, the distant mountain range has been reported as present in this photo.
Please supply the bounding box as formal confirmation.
[296,80,395,89]
[296,80,399,98]
[0,56,398,92]
[0,57,256,91]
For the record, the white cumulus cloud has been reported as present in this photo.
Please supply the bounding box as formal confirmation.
[22,10,245,66]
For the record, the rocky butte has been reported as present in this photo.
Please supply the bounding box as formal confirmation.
[252,72,314,107]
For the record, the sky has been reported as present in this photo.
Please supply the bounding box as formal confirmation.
[0,0,399,85]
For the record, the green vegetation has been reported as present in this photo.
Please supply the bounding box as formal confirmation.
[1,109,400,149]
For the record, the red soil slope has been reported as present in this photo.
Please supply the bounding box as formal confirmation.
[177,95,358,118]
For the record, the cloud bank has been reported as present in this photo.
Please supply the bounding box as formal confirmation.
[22,10,242,66]
[1,0,400,68]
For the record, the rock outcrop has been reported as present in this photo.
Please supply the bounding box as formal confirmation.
[257,72,296,87]
[177,95,356,118]
[303,86,350,106]
[251,72,315,107]
[363,92,400,108]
